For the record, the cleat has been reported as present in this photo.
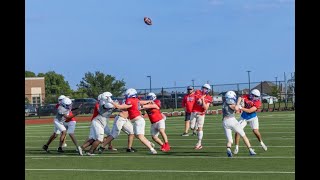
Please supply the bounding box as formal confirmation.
[249,149,256,156]
[77,146,83,156]
[57,147,64,153]
[261,142,267,151]
[233,148,239,155]
[98,147,106,154]
[149,149,157,154]
[126,148,135,152]
[108,146,117,151]
[194,144,203,150]
[62,143,67,148]
[86,152,96,156]
[192,132,197,136]
[42,145,50,153]
[227,148,233,157]
[181,133,189,136]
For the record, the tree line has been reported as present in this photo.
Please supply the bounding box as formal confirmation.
[25,70,126,104]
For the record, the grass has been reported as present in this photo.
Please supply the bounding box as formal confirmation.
[25,111,295,180]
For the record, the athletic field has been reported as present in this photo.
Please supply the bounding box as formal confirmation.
[25,111,295,180]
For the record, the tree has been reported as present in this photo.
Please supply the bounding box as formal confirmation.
[25,71,36,77]
[77,71,126,98]
[42,71,73,103]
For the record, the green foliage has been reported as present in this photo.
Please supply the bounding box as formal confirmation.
[42,71,73,103]
[77,71,126,98]
[25,71,36,77]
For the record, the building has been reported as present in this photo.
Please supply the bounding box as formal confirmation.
[25,77,45,106]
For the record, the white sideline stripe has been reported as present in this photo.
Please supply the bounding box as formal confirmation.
[25,155,295,159]
[25,145,295,148]
[25,168,294,174]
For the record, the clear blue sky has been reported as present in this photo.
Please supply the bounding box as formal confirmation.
[25,0,295,90]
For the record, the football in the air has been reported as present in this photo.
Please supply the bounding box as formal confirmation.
[144,17,152,25]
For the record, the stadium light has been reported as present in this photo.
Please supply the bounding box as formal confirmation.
[247,71,251,91]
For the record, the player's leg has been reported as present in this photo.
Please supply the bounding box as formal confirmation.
[158,119,170,151]
[190,112,197,135]
[81,123,95,150]
[133,118,157,154]
[121,119,135,152]
[104,120,117,151]
[182,112,191,136]
[222,121,233,157]
[234,118,247,154]
[250,117,267,151]
[194,115,205,150]
[232,118,256,155]
[87,120,104,155]
[66,121,83,155]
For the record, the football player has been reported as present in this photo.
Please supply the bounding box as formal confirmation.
[234,89,267,154]
[190,84,213,150]
[222,91,256,157]
[141,92,170,152]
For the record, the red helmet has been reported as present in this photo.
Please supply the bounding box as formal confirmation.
[144,17,152,25]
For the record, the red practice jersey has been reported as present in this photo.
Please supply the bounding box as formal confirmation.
[182,93,196,113]
[125,97,142,120]
[241,95,262,109]
[192,92,213,115]
[146,99,163,124]
[91,102,100,120]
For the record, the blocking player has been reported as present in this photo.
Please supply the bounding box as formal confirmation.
[181,86,196,136]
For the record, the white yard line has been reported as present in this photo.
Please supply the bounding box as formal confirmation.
[25,155,295,159]
[25,168,294,174]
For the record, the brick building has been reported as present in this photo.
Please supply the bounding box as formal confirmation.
[25,77,45,106]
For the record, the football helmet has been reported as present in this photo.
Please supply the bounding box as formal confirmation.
[225,91,237,99]
[250,89,261,100]
[125,88,137,98]
[146,92,157,100]
[58,95,66,102]
[101,92,113,102]
[61,97,72,109]
[201,84,211,94]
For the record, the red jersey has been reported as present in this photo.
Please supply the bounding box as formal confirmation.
[56,103,75,121]
[192,92,213,115]
[146,99,163,124]
[91,102,100,120]
[182,93,196,113]
[125,97,141,120]
[241,95,262,109]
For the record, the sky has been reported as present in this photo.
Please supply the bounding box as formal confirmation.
[25,0,295,90]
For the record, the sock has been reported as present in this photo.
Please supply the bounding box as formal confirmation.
[235,145,239,149]
[198,131,203,141]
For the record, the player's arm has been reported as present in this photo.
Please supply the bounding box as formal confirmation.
[140,100,153,105]
[238,106,257,113]
[111,102,132,110]
[63,111,81,121]
[236,97,242,106]
[142,103,159,110]
[71,103,82,111]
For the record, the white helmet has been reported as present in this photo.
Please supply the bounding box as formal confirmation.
[125,88,137,98]
[202,84,211,90]
[58,95,66,102]
[101,92,113,102]
[250,89,261,97]
[147,92,157,100]
[61,97,72,109]
[97,94,102,100]
[225,91,237,99]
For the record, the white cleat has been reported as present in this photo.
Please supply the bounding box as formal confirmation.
[77,146,83,156]
[261,142,267,151]
[233,148,239,155]
[149,149,157,154]
[249,148,256,156]
[86,152,96,156]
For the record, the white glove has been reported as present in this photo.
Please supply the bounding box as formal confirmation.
[236,105,242,110]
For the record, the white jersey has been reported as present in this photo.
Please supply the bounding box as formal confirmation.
[92,99,114,127]
[55,105,70,122]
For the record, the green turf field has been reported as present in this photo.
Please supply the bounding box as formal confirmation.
[25,111,295,180]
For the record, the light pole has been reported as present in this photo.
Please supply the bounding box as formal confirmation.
[275,76,278,89]
[192,79,195,89]
[147,76,151,92]
[246,70,251,91]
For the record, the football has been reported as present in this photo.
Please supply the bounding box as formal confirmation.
[144,17,152,25]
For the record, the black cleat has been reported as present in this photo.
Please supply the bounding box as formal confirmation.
[57,147,64,153]
[98,147,106,154]
[42,145,49,153]
[126,148,137,152]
